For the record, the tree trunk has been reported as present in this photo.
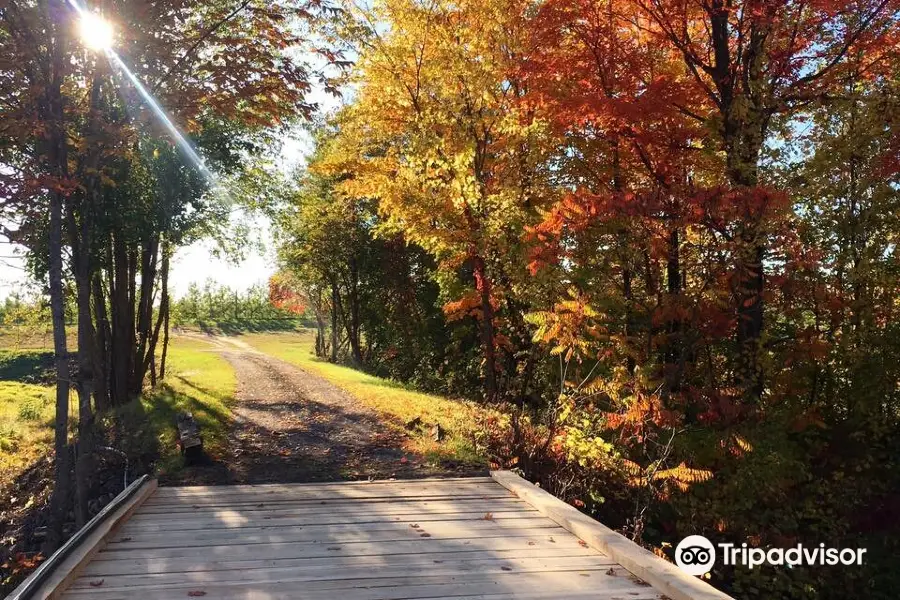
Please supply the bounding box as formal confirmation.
[70,70,106,527]
[144,242,169,384]
[68,205,95,527]
[664,227,683,396]
[45,185,72,549]
[709,7,767,402]
[92,272,110,411]
[42,0,72,552]
[726,133,765,402]
[110,237,131,405]
[346,258,363,365]
[72,257,94,528]
[330,280,340,363]
[472,254,498,401]
[160,282,171,381]
[612,141,635,374]
[131,237,159,395]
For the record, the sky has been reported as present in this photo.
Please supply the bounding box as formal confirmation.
[166,130,313,299]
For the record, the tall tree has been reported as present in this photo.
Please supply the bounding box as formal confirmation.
[322,0,555,399]
[0,0,329,547]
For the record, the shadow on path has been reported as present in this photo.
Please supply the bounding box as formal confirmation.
[164,337,482,485]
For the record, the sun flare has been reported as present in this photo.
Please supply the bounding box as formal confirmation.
[79,12,113,51]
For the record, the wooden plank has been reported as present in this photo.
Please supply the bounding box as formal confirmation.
[68,554,616,590]
[126,504,528,526]
[491,470,733,600]
[150,476,495,497]
[131,497,526,517]
[143,482,507,506]
[118,509,539,532]
[6,477,157,600]
[93,532,584,562]
[107,518,561,549]
[143,495,512,509]
[103,525,566,551]
[135,494,519,514]
[62,569,656,600]
[112,515,558,539]
[142,494,515,511]
[80,547,601,577]
[65,588,659,600]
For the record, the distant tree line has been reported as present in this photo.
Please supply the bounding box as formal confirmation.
[171,281,307,331]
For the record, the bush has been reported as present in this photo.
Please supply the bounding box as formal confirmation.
[17,394,49,421]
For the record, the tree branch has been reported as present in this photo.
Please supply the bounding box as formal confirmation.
[151,0,254,93]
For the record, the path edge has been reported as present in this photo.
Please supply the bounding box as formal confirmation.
[491,470,733,600]
[5,476,158,600]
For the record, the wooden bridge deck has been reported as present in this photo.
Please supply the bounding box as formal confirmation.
[50,476,705,600]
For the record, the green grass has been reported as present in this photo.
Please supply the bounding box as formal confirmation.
[113,335,236,476]
[241,331,492,468]
[0,335,236,487]
[0,381,55,486]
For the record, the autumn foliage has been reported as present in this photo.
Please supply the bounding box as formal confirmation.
[268,0,900,597]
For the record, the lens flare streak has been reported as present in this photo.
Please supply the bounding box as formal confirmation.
[106,52,216,182]
[67,0,216,184]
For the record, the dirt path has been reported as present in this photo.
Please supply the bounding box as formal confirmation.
[165,336,478,485]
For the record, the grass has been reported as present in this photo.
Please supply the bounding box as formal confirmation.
[241,331,494,468]
[112,335,236,477]
[0,333,236,488]
[0,381,55,487]
[0,326,77,352]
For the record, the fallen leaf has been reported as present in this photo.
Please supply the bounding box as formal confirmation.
[420,533,431,537]
[501,566,512,571]
[89,580,104,587]
[482,512,493,521]
[578,540,588,547]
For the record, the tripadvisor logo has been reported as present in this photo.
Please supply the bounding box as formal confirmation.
[675,535,716,576]
[675,535,867,576]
